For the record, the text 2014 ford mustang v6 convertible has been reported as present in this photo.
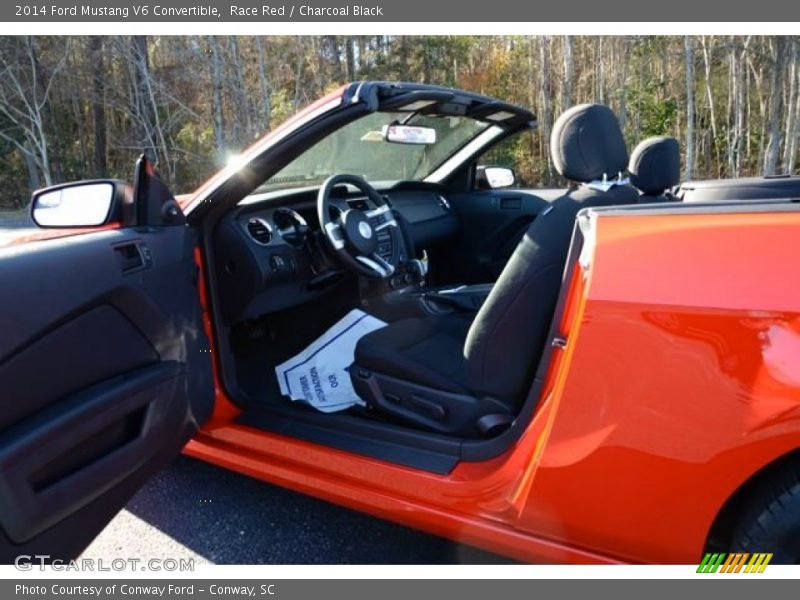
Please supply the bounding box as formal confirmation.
[0,82,798,564]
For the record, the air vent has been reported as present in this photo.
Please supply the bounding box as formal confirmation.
[246,217,273,245]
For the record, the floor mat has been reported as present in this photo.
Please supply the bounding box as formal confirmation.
[275,309,386,413]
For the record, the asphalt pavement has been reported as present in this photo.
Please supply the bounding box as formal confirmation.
[81,455,516,565]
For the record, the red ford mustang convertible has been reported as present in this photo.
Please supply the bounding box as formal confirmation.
[1,82,798,564]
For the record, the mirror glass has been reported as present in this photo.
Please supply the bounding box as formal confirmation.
[383,124,437,145]
[32,182,114,227]
[485,167,516,189]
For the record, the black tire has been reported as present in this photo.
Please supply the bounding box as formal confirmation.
[730,460,800,564]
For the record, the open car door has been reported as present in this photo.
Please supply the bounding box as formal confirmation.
[0,157,213,562]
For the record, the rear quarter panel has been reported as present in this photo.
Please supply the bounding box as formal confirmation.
[519,206,800,562]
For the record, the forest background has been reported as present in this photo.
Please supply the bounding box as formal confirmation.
[0,35,798,214]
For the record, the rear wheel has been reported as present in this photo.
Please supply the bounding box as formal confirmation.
[730,461,800,564]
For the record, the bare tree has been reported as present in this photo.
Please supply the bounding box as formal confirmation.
[538,36,554,184]
[89,36,107,177]
[0,37,68,187]
[594,37,604,104]
[324,36,345,83]
[613,38,632,133]
[119,34,174,180]
[207,35,226,164]
[727,36,750,176]
[788,61,800,174]
[345,37,357,81]
[227,36,251,146]
[561,35,574,112]
[398,37,410,81]
[129,36,157,163]
[61,43,89,174]
[684,36,696,180]
[293,36,305,110]
[746,54,767,174]
[3,34,800,210]
[791,80,800,173]
[763,36,788,175]
[782,39,798,173]
[357,37,366,73]
[701,36,720,175]
[255,37,272,133]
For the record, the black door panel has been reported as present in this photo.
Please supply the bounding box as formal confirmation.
[0,362,182,543]
[0,305,157,430]
[0,224,212,560]
[444,188,564,283]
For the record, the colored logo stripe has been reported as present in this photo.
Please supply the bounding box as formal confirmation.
[724,553,748,573]
[745,553,773,573]
[719,553,735,572]
[697,553,726,573]
[698,552,773,573]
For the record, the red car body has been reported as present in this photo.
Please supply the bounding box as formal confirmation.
[2,85,798,564]
[181,202,800,564]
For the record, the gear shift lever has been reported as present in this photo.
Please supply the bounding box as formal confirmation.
[407,250,429,285]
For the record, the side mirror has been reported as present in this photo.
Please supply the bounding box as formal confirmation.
[30,180,131,228]
[476,165,516,190]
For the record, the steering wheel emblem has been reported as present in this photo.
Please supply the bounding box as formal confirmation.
[358,221,373,239]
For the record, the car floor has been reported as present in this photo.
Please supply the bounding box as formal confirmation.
[226,289,466,474]
[232,330,398,427]
[230,286,400,431]
[223,275,501,476]
[231,281,362,409]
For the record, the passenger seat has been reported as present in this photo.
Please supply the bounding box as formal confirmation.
[351,104,639,438]
[628,136,680,202]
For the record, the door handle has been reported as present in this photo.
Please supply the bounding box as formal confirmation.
[490,196,522,210]
[113,242,151,273]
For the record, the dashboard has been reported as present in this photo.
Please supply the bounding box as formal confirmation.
[212,183,459,323]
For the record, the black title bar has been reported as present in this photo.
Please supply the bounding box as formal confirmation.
[4,0,800,21]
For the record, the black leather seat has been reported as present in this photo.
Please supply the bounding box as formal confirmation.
[628,136,681,202]
[352,104,639,438]
[356,313,473,395]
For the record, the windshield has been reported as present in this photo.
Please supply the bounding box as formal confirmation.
[257,111,491,192]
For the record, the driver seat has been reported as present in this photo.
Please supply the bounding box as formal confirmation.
[351,104,639,438]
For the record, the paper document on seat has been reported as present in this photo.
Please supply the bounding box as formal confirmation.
[275,309,387,413]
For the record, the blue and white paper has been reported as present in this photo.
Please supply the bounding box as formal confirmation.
[275,309,387,413]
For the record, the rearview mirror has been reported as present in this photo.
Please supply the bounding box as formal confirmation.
[383,124,437,145]
[31,180,129,228]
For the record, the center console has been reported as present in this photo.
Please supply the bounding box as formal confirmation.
[362,262,493,322]
[418,284,494,314]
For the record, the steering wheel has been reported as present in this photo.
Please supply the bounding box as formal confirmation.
[317,174,401,279]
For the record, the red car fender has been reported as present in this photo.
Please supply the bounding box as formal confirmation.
[188,208,800,563]
[518,209,800,562]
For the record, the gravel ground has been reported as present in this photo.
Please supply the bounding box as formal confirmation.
[81,455,516,565]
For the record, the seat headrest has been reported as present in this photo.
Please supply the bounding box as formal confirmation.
[550,104,629,183]
[629,136,680,195]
